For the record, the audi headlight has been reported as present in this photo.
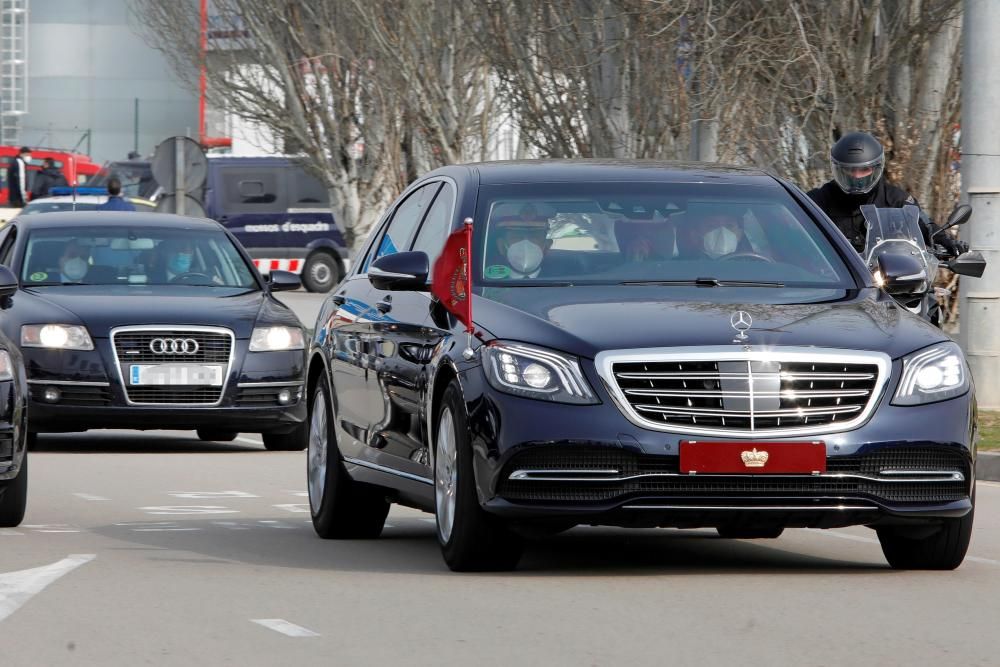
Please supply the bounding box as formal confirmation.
[0,351,13,381]
[893,342,969,406]
[21,324,94,351]
[250,326,305,352]
[483,341,597,404]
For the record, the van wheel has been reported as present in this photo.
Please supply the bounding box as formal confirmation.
[302,252,340,293]
[0,450,27,528]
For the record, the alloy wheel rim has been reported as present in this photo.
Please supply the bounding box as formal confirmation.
[307,387,329,515]
[435,408,458,543]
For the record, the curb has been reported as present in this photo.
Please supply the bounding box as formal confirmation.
[977,451,1000,482]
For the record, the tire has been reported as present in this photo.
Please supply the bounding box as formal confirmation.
[435,381,522,571]
[196,429,238,442]
[26,432,37,450]
[0,450,27,528]
[716,525,785,539]
[307,374,389,538]
[262,423,308,451]
[877,500,974,570]
[302,251,340,293]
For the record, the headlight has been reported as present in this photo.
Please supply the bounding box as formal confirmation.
[0,351,13,381]
[483,341,597,404]
[893,342,969,405]
[249,326,305,352]
[21,324,94,350]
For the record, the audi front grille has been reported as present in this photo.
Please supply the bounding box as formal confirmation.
[111,326,235,406]
[596,347,891,438]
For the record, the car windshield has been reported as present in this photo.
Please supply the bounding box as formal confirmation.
[19,201,100,215]
[21,226,257,289]
[476,182,854,288]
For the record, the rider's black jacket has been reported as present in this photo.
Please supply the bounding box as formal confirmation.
[807,178,919,252]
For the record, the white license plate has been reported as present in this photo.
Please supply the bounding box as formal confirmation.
[129,364,224,386]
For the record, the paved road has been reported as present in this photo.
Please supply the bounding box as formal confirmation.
[2,430,1000,666]
[272,289,327,330]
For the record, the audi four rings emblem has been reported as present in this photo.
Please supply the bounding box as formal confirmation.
[149,338,200,355]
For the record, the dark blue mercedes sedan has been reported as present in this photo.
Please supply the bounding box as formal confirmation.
[0,212,309,450]
[304,160,976,571]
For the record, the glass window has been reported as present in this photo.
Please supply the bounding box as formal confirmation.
[220,169,287,212]
[19,201,101,215]
[475,182,854,287]
[363,183,440,272]
[289,167,330,206]
[21,226,257,289]
[412,182,455,270]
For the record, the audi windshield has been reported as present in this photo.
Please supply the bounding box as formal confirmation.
[21,226,257,289]
[476,182,854,288]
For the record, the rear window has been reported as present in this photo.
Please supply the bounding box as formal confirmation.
[475,181,854,288]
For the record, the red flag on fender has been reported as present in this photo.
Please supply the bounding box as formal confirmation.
[431,221,473,333]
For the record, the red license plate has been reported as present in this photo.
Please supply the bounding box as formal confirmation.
[680,441,826,474]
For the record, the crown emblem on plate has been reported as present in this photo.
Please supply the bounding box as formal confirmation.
[741,448,769,468]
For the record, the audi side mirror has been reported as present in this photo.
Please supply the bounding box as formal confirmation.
[369,251,430,291]
[875,252,927,297]
[0,265,17,308]
[268,270,301,292]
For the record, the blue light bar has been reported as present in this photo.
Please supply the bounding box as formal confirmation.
[49,186,109,196]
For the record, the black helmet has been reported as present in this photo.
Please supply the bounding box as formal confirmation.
[830,132,884,194]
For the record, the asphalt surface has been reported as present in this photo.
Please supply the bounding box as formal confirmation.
[272,289,327,331]
[1,431,999,666]
[3,292,1000,665]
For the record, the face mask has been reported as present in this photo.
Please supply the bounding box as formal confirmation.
[703,227,738,258]
[62,257,88,281]
[169,252,193,274]
[506,239,544,274]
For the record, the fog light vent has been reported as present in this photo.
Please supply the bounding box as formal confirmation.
[43,386,61,403]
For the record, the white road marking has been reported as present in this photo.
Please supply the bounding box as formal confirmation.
[273,504,309,513]
[257,520,296,529]
[168,491,260,499]
[0,554,95,623]
[139,505,239,515]
[251,619,320,638]
[283,490,309,497]
[212,521,252,530]
[979,481,1000,488]
[814,529,999,566]
[73,493,109,501]
[115,521,201,532]
[21,524,80,533]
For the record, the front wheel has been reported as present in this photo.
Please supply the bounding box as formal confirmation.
[877,498,974,570]
[196,429,238,442]
[0,450,27,527]
[302,251,340,293]
[262,424,308,451]
[716,525,784,539]
[435,381,522,571]
[307,375,388,538]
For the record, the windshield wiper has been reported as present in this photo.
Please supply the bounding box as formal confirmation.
[620,277,785,288]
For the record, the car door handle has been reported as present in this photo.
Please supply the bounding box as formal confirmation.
[331,294,346,306]
[376,296,392,313]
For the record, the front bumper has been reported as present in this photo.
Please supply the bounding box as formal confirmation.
[24,343,306,434]
[462,363,976,529]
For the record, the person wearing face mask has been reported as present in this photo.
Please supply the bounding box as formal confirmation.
[489,217,552,279]
[58,241,90,283]
[152,240,196,283]
[678,212,753,260]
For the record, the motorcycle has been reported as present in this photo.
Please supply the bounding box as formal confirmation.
[860,203,986,326]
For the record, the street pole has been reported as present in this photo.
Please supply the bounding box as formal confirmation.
[960,0,1000,407]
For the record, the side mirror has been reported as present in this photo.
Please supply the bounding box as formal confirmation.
[368,251,429,291]
[0,264,17,308]
[933,204,973,237]
[947,250,987,278]
[268,269,301,292]
[875,252,927,297]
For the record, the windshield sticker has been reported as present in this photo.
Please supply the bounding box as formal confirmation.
[29,271,47,282]
[485,264,512,279]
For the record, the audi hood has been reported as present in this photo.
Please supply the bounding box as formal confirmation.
[15,285,301,338]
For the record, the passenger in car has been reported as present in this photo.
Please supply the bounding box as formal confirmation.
[677,211,761,260]
[486,207,554,279]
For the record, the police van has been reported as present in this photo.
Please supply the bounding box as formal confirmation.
[202,156,349,292]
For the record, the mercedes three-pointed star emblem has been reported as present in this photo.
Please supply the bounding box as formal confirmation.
[730,310,753,342]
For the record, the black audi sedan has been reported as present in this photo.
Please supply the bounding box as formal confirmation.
[0,212,308,450]
[304,160,976,571]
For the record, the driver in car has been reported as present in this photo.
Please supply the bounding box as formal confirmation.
[153,240,197,283]
[486,205,553,279]
[58,241,90,283]
[676,211,759,260]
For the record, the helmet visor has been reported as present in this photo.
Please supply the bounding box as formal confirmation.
[832,156,883,194]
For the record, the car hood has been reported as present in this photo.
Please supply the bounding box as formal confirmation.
[472,286,947,360]
[17,285,301,338]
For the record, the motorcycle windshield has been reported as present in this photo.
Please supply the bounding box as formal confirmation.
[861,204,929,269]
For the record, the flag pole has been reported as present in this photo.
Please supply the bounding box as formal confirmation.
[462,218,475,361]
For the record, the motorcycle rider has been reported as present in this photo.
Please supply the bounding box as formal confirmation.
[807,131,962,256]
